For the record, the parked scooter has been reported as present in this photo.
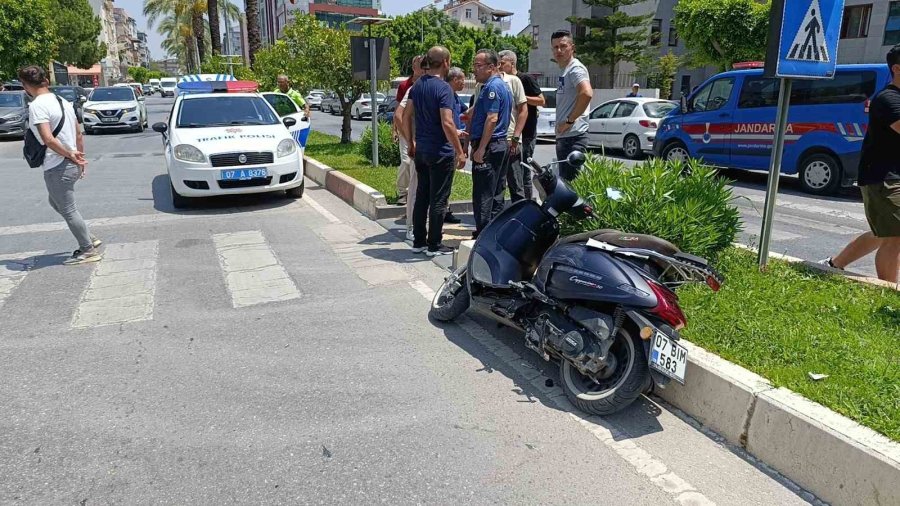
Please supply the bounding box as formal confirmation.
[430,152,723,415]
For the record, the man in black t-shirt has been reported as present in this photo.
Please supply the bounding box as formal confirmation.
[499,50,544,202]
[822,45,900,283]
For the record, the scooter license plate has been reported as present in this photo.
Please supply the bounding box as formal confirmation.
[649,331,688,384]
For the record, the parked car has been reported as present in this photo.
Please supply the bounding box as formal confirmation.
[378,98,399,123]
[50,85,90,122]
[350,93,387,120]
[1,81,25,91]
[535,87,557,139]
[653,63,891,195]
[305,90,325,109]
[586,98,677,159]
[142,84,153,96]
[0,91,30,139]
[320,93,343,115]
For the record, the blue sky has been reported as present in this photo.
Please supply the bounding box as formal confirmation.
[116,0,531,60]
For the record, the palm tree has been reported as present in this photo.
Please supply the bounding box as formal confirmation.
[145,0,207,67]
[208,0,221,55]
[244,0,260,66]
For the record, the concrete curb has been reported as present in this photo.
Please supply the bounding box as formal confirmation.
[453,240,900,505]
[304,156,473,220]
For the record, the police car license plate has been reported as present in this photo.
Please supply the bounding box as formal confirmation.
[220,168,268,181]
[649,331,688,384]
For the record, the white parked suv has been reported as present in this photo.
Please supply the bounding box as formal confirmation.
[82,86,148,134]
[152,88,305,208]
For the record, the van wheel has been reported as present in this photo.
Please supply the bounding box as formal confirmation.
[662,141,690,165]
[799,153,841,195]
[623,135,642,159]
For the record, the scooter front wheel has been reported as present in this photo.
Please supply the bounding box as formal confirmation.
[429,267,470,322]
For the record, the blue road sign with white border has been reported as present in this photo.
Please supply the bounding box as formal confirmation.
[776,0,844,79]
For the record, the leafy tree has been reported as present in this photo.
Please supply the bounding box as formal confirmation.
[675,0,769,71]
[128,66,151,83]
[200,54,255,80]
[53,0,106,69]
[568,0,653,87]
[255,14,369,143]
[635,49,684,99]
[0,0,57,80]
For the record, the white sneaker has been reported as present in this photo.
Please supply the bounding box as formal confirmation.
[405,226,415,242]
[818,257,843,270]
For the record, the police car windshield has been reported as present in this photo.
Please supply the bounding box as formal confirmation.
[643,101,677,118]
[90,88,134,101]
[177,96,279,128]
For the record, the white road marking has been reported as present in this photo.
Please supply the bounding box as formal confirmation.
[212,231,300,308]
[303,193,341,224]
[72,241,158,328]
[739,193,867,222]
[0,251,43,311]
[408,279,436,301]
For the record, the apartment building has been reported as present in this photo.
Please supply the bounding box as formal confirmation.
[442,0,513,32]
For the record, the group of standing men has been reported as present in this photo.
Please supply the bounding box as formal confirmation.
[391,30,594,257]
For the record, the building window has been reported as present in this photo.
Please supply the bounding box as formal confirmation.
[668,22,678,46]
[651,19,662,46]
[841,4,871,39]
[465,8,472,19]
[532,25,539,49]
[885,2,900,45]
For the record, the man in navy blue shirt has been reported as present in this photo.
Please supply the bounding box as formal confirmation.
[400,46,467,257]
[469,49,512,235]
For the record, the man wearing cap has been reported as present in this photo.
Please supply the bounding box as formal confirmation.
[274,74,311,117]
[626,83,643,98]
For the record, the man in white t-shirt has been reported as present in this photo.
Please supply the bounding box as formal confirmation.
[19,65,100,265]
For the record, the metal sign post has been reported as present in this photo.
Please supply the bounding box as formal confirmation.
[758,0,843,270]
[350,17,392,167]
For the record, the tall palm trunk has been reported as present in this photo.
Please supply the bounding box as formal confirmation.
[208,0,221,56]
[244,0,261,66]
[192,9,206,65]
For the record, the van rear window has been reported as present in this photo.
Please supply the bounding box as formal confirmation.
[738,71,878,108]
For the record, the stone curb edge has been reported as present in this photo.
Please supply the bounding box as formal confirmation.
[304,156,473,220]
[455,239,899,506]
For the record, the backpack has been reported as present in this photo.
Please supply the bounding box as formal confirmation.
[23,96,66,168]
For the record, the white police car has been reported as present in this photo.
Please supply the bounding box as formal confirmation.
[152,81,310,208]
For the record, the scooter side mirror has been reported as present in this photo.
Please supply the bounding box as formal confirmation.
[567,151,586,167]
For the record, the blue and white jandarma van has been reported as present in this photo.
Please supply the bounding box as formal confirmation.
[653,63,891,195]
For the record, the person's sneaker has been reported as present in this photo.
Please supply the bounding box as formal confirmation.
[410,245,427,254]
[91,237,103,248]
[443,212,461,224]
[405,226,415,242]
[64,248,102,265]
[396,196,407,206]
[426,245,455,257]
[818,257,843,270]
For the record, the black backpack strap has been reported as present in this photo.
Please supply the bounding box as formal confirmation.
[51,96,66,138]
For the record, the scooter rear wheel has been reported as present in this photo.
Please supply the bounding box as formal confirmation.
[429,267,470,322]
[560,326,649,416]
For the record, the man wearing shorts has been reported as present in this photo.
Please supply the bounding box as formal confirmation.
[822,45,900,283]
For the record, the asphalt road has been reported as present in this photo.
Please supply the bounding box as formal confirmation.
[0,96,821,504]
[311,109,877,277]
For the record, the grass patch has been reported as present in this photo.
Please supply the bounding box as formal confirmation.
[305,130,473,204]
[678,247,900,442]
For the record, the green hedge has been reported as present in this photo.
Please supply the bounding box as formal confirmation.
[562,156,741,260]
[358,121,401,168]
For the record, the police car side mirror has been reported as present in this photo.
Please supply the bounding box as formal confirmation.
[152,122,167,133]
[283,117,297,127]
[301,116,309,122]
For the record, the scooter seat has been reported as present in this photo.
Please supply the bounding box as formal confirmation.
[559,229,680,256]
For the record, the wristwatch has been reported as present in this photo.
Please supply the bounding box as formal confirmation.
[565,118,576,125]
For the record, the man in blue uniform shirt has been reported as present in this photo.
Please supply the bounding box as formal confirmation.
[469,49,512,236]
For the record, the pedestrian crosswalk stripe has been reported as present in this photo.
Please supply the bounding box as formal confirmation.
[0,251,43,311]
[72,241,158,329]
[212,230,300,308]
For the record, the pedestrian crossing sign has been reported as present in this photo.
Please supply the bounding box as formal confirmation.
[774,0,843,78]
